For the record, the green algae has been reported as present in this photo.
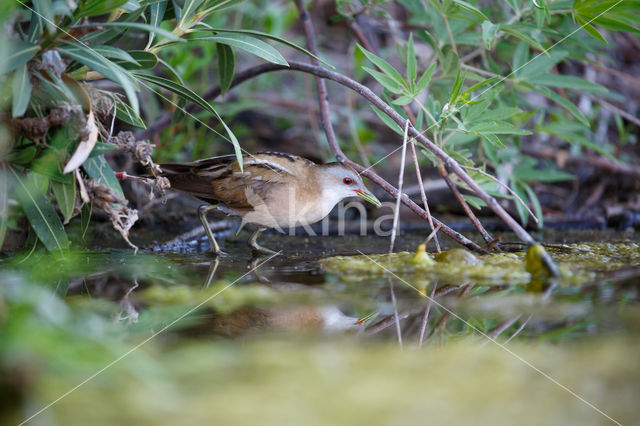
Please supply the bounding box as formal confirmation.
[320,242,640,287]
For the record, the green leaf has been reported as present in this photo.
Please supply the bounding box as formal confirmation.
[512,41,529,76]
[113,96,146,128]
[116,50,159,70]
[534,86,589,127]
[89,142,118,158]
[576,16,607,43]
[201,28,332,68]
[449,68,465,105]
[179,0,206,26]
[9,166,69,251]
[6,40,39,75]
[33,0,55,34]
[406,33,417,86]
[481,21,499,49]
[132,72,243,171]
[511,181,529,225]
[461,194,486,209]
[92,46,140,64]
[391,94,415,106]
[76,0,129,18]
[81,201,92,240]
[517,50,568,79]
[216,43,235,96]
[527,74,609,95]
[133,72,216,116]
[357,44,408,91]
[481,133,506,148]
[371,105,404,135]
[362,66,404,94]
[469,121,532,135]
[0,166,7,248]
[199,0,246,13]
[502,26,544,52]
[415,63,436,93]
[524,182,543,228]
[59,41,140,114]
[74,21,182,42]
[52,175,76,223]
[200,34,288,65]
[84,156,125,198]
[146,0,168,48]
[451,0,490,21]
[480,107,522,121]
[538,123,615,159]
[12,65,32,118]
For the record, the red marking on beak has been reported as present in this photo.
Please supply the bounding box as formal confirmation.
[354,189,363,194]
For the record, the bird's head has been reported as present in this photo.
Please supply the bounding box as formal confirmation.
[320,163,381,207]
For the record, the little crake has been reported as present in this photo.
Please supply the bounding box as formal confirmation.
[160,152,381,254]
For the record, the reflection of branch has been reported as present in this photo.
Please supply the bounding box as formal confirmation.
[417,282,437,348]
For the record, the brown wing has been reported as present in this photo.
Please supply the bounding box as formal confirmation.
[160,153,312,209]
[159,155,236,203]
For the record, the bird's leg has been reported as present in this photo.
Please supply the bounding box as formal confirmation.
[248,227,278,255]
[198,204,223,255]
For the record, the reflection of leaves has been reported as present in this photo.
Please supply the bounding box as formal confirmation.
[9,166,69,251]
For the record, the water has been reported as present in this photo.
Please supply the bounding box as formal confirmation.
[2,228,639,425]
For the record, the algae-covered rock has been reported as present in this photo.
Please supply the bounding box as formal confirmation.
[321,242,640,288]
[411,244,435,267]
[525,243,559,277]
[434,248,481,265]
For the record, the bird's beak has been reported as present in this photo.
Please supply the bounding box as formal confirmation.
[355,189,381,207]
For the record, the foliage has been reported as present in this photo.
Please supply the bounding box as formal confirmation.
[341,0,638,224]
[1,0,639,252]
[0,0,306,252]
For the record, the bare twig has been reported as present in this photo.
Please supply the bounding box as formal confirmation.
[137,61,536,248]
[441,166,494,244]
[389,120,410,253]
[410,135,441,252]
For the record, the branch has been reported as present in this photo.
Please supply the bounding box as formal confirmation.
[137,60,536,248]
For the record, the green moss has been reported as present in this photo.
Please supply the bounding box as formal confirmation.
[321,242,640,287]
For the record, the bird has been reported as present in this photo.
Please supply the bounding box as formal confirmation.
[159,151,381,255]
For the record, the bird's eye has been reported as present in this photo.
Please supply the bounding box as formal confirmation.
[343,177,353,185]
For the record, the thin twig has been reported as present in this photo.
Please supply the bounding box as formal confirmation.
[389,120,410,253]
[137,61,536,248]
[441,166,494,244]
[461,164,538,224]
[410,137,441,252]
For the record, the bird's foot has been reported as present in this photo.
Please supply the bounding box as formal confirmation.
[249,243,278,255]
